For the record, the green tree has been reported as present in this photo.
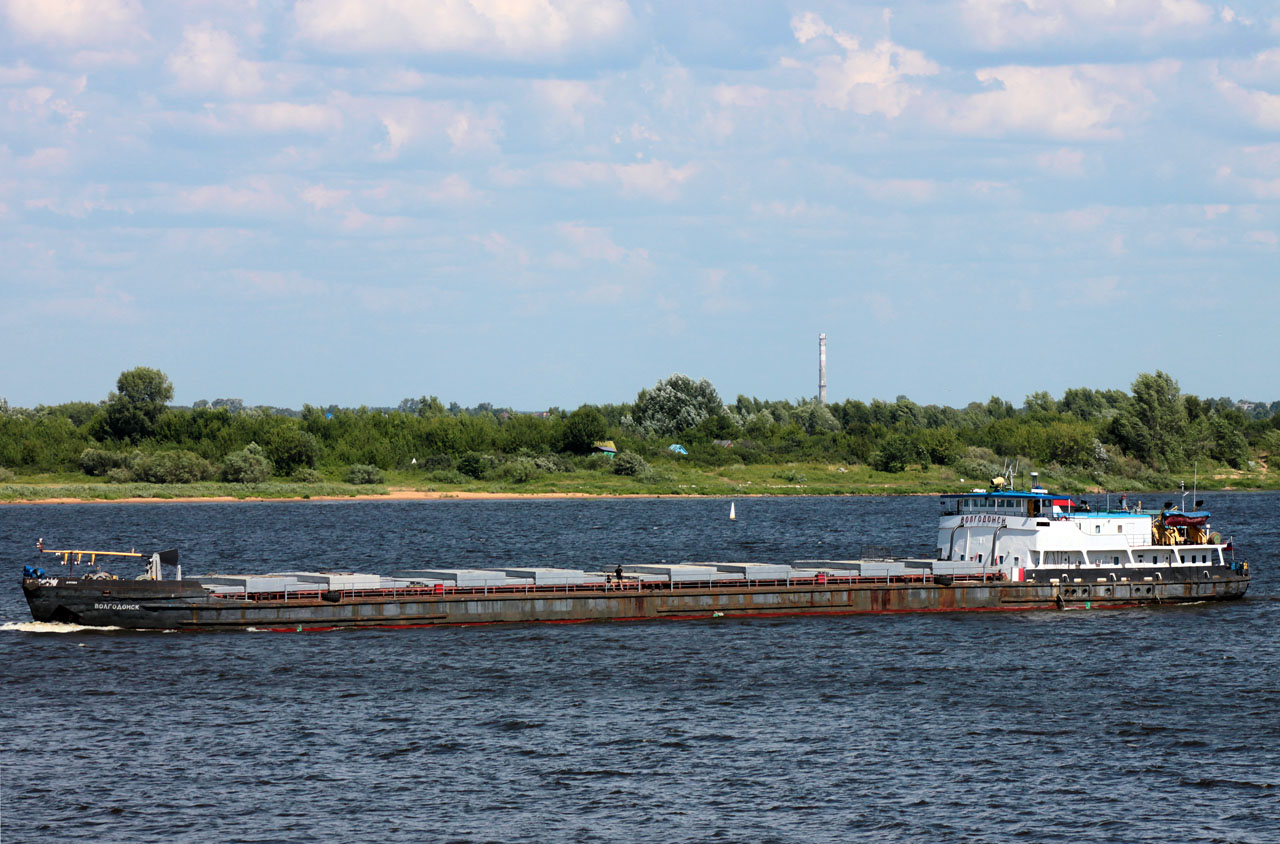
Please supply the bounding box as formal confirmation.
[562,406,607,454]
[872,433,923,473]
[415,396,449,418]
[1113,371,1187,470]
[631,374,725,436]
[1023,391,1057,414]
[100,367,174,443]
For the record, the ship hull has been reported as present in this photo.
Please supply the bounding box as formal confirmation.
[21,565,1251,632]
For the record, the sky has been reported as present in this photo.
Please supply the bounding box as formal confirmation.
[2,0,1278,412]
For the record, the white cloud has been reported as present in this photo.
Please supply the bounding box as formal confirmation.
[859,176,937,204]
[7,82,88,130]
[294,0,633,59]
[946,63,1173,140]
[24,183,126,217]
[713,84,771,109]
[428,174,479,203]
[788,12,938,118]
[1051,206,1110,231]
[556,222,648,265]
[0,62,38,84]
[4,0,145,46]
[445,111,503,153]
[546,159,697,200]
[1215,144,1280,198]
[961,0,1213,49]
[236,269,330,299]
[18,146,71,170]
[371,99,504,158]
[29,282,137,321]
[1036,147,1086,178]
[613,160,696,199]
[748,200,834,218]
[1224,48,1280,85]
[175,179,292,215]
[473,231,531,266]
[1076,276,1124,304]
[167,23,264,98]
[301,184,349,210]
[532,79,602,129]
[1214,72,1280,131]
[219,102,344,133]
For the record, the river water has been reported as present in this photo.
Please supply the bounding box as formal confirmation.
[2,494,1277,843]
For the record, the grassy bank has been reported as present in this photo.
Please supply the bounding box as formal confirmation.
[3,460,1277,503]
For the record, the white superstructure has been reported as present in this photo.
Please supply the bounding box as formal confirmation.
[935,489,1229,581]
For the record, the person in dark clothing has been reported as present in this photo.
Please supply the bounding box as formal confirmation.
[615,565,624,588]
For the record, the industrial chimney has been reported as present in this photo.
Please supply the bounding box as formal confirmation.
[818,333,827,405]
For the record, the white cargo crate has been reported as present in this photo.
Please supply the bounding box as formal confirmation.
[858,563,910,577]
[707,562,793,580]
[199,575,307,593]
[624,564,744,582]
[501,568,605,585]
[273,572,384,591]
[793,560,864,571]
[393,569,515,588]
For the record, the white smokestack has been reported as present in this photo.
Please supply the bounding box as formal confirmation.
[818,333,827,405]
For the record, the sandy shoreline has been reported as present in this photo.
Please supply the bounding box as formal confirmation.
[1,488,715,505]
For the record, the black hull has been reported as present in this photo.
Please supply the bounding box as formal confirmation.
[22,565,1251,632]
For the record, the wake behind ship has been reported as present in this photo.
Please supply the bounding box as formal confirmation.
[21,484,1250,631]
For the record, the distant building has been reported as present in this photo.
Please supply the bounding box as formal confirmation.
[592,440,618,458]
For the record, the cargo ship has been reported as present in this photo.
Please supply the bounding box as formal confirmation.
[21,483,1251,631]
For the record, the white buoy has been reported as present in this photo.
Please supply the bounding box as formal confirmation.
[729,502,736,521]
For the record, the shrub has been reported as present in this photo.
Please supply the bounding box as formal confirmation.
[265,427,321,475]
[345,463,384,484]
[426,469,468,484]
[0,466,14,482]
[955,447,1002,481]
[291,467,323,483]
[457,452,497,480]
[533,455,573,474]
[107,467,134,484]
[418,454,455,471]
[132,450,215,484]
[222,443,273,483]
[495,457,541,483]
[612,451,651,477]
[79,447,124,477]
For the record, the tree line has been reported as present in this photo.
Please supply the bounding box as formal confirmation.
[0,368,1277,485]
